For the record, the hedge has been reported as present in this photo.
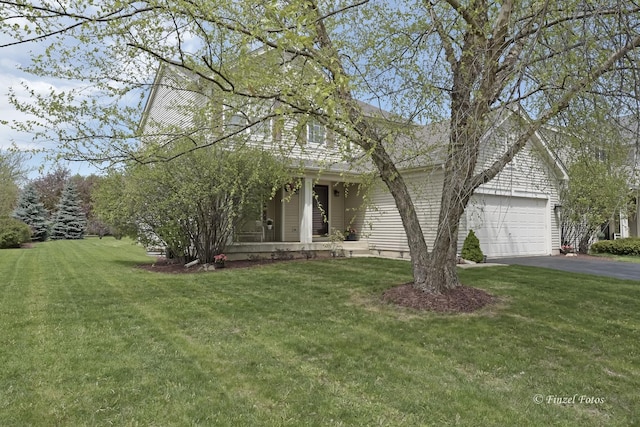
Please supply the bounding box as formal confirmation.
[0,217,32,249]
[590,238,640,256]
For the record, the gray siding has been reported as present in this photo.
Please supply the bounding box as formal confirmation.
[366,132,563,256]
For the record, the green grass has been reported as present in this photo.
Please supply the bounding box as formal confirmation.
[590,252,640,263]
[1,238,639,426]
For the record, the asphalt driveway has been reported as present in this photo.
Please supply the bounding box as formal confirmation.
[496,255,640,281]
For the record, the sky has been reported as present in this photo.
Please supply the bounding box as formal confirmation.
[0,35,105,180]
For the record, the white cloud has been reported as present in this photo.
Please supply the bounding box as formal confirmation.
[0,44,100,177]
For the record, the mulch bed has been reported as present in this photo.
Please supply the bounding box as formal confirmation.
[139,256,496,313]
[382,283,496,313]
[137,256,325,274]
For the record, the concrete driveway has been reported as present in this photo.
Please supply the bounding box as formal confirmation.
[495,255,640,281]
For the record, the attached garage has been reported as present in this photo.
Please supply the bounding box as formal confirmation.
[466,194,550,257]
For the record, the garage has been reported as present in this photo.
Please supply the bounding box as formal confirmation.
[466,195,549,257]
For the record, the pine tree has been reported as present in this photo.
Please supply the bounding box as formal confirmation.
[12,183,49,241]
[50,183,87,240]
[461,230,484,263]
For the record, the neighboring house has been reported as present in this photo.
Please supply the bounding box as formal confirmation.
[140,62,567,259]
[611,114,640,239]
[547,114,640,243]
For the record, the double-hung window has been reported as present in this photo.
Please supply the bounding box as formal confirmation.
[307,119,325,145]
[253,118,272,140]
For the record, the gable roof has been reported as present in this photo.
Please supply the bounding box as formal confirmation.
[378,106,568,181]
[140,63,567,182]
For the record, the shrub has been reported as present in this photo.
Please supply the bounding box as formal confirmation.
[0,216,32,249]
[590,238,640,256]
[461,229,484,263]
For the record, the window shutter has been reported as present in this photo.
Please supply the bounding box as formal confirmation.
[326,129,335,148]
[273,116,284,142]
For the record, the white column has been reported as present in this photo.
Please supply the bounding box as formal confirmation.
[280,188,286,242]
[299,177,313,243]
[620,211,630,238]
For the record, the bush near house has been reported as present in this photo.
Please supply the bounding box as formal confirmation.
[461,229,484,263]
[0,216,32,249]
[590,237,640,256]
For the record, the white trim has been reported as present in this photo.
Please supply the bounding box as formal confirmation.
[545,197,552,254]
[300,177,313,243]
[475,186,550,200]
[280,188,286,242]
[307,119,326,145]
[620,212,630,238]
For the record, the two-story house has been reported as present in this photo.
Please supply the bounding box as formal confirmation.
[140,61,567,260]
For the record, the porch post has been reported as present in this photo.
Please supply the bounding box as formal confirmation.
[280,188,286,242]
[620,211,629,238]
[300,177,313,243]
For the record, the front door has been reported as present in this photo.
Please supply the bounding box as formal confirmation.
[312,185,329,236]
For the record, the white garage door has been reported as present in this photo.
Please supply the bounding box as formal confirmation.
[467,195,549,257]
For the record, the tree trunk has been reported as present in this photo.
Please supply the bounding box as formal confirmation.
[419,180,467,293]
[368,143,431,287]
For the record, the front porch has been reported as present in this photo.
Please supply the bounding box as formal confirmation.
[226,240,370,260]
[232,176,368,257]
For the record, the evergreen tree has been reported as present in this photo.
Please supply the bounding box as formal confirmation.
[12,184,49,242]
[461,230,484,263]
[50,183,87,240]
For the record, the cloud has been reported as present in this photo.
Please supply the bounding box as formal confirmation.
[0,43,101,177]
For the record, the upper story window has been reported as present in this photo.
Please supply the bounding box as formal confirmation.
[595,148,608,162]
[253,118,272,140]
[226,111,248,133]
[307,119,325,145]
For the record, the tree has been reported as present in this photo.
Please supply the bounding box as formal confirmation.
[560,157,630,253]
[461,230,484,263]
[2,1,640,292]
[93,143,288,263]
[0,151,29,217]
[31,167,70,214]
[50,183,87,240]
[92,172,137,239]
[12,184,49,241]
[550,99,636,253]
[69,174,110,236]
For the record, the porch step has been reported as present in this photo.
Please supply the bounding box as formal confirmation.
[225,240,370,261]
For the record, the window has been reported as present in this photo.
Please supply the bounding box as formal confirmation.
[226,112,247,133]
[307,119,325,145]
[595,148,608,162]
[253,118,272,140]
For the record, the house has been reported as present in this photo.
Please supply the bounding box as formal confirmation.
[610,114,640,239]
[543,113,640,245]
[139,62,567,260]
[364,109,567,258]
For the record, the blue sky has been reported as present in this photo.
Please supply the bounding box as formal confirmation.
[0,33,104,180]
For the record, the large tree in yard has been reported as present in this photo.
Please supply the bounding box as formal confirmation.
[50,183,87,240]
[93,143,288,264]
[13,183,49,242]
[2,1,640,292]
[0,151,29,217]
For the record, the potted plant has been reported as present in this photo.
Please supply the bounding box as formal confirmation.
[266,218,274,230]
[345,227,359,241]
[213,253,228,268]
[560,244,574,254]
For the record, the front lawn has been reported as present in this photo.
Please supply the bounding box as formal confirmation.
[1,238,638,426]
[590,252,640,264]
